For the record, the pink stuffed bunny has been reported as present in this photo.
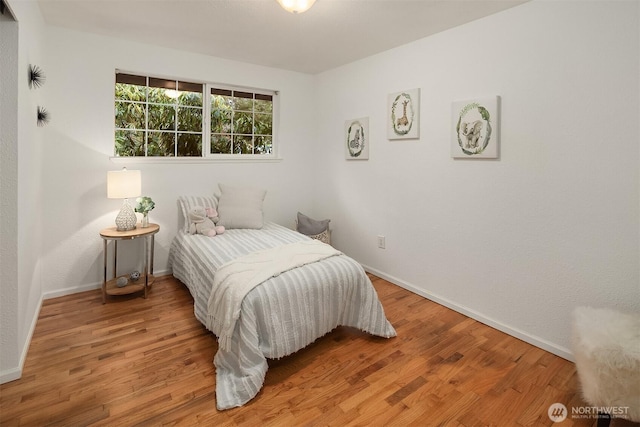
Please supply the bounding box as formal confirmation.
[188,206,225,237]
[205,207,225,235]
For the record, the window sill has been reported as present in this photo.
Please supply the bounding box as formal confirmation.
[110,156,283,164]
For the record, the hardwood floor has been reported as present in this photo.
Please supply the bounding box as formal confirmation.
[0,274,602,426]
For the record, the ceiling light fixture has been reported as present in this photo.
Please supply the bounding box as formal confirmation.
[276,0,316,14]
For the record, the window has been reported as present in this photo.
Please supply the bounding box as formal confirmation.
[210,89,273,155]
[115,74,204,157]
[114,72,276,159]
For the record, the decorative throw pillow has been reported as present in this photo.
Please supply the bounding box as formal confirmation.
[296,212,330,235]
[217,184,267,229]
[178,195,217,232]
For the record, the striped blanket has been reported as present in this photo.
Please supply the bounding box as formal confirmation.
[169,222,396,410]
[206,240,342,351]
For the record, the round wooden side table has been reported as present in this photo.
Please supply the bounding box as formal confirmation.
[99,223,160,303]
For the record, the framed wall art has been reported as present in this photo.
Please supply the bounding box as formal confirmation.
[345,117,369,160]
[451,96,500,159]
[388,88,420,140]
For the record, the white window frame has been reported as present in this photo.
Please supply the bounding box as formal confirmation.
[113,71,280,162]
[204,83,279,160]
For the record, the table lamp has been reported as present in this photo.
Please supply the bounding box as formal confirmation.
[107,167,141,231]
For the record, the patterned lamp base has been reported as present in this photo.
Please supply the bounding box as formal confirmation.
[115,199,137,231]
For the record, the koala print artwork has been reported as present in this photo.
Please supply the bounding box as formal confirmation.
[452,96,500,159]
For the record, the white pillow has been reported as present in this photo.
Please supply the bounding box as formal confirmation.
[178,195,217,232]
[217,184,266,229]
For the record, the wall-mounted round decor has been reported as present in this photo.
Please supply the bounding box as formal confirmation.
[37,106,50,127]
[28,64,45,89]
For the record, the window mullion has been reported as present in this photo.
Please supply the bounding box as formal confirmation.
[174,79,178,157]
[230,91,235,154]
[204,84,211,157]
[145,76,149,157]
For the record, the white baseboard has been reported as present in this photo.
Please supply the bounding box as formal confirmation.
[43,281,101,300]
[0,293,43,384]
[42,269,171,300]
[0,367,21,384]
[362,264,574,362]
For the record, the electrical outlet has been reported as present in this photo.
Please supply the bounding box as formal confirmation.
[377,235,386,249]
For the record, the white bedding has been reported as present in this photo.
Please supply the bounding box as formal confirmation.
[169,222,396,410]
[206,240,343,351]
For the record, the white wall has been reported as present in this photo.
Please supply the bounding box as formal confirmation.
[0,0,46,382]
[2,7,317,381]
[314,0,639,359]
[0,6,20,381]
[39,27,318,297]
[2,0,638,383]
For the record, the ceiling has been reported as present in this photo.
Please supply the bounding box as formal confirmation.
[35,0,527,74]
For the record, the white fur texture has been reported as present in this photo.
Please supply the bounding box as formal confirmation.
[572,306,640,421]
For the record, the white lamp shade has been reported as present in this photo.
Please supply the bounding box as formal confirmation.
[276,0,316,13]
[107,169,141,199]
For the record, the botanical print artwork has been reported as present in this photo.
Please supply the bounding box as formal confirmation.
[345,117,369,160]
[452,96,500,159]
[388,89,420,140]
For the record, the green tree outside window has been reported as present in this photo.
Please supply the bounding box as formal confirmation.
[115,73,274,157]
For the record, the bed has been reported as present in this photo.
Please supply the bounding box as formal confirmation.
[168,192,396,410]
